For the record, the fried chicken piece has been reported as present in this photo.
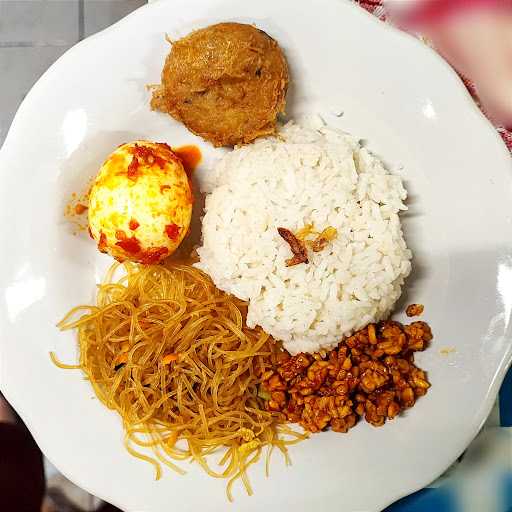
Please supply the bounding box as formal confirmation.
[151,22,289,147]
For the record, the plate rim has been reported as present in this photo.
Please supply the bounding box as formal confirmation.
[1,0,511,511]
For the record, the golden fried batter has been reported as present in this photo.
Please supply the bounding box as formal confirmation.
[151,22,289,147]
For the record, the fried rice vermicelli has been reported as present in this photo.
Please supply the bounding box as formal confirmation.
[55,262,305,500]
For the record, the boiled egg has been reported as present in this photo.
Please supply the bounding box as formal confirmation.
[88,141,193,264]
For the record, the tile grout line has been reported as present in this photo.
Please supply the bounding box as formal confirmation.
[78,0,85,41]
[0,41,71,48]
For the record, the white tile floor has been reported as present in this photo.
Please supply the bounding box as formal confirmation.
[83,0,147,37]
[0,0,146,148]
[1,3,146,508]
[0,1,79,44]
[0,44,73,143]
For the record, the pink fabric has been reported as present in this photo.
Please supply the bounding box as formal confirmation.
[397,0,511,27]
[354,0,512,151]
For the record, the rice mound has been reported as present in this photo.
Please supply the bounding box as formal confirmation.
[196,118,412,355]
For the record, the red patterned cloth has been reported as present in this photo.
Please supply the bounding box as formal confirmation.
[358,0,387,19]
[354,0,512,151]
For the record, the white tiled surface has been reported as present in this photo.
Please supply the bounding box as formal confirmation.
[0,0,79,44]
[0,45,73,143]
[83,0,146,37]
[0,0,147,149]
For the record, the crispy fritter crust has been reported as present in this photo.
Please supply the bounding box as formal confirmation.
[151,22,289,147]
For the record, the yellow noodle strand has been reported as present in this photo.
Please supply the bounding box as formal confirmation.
[57,261,303,499]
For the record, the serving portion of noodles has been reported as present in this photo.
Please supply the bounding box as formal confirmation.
[56,262,305,499]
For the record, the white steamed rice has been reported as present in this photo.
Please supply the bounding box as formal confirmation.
[196,117,412,355]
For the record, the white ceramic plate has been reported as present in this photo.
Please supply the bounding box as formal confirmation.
[1,1,511,511]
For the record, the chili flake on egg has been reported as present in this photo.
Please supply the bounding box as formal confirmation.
[88,141,195,264]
